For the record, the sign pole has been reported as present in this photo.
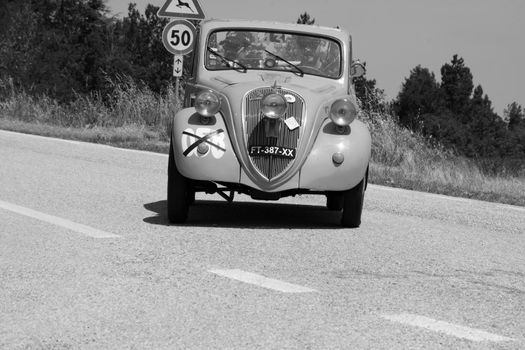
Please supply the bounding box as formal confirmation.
[175,75,180,106]
[173,54,183,107]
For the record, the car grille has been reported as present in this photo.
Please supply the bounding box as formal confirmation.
[244,88,304,180]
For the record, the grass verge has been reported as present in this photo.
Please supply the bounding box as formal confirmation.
[0,118,170,153]
[363,113,525,206]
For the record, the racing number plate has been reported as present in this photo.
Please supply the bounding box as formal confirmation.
[249,145,296,159]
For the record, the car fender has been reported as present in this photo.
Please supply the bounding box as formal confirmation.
[171,108,241,183]
[299,119,371,191]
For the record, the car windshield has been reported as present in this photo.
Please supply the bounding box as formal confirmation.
[205,29,342,79]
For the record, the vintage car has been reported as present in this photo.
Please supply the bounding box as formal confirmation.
[168,19,371,227]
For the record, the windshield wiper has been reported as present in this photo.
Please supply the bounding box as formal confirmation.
[264,49,304,77]
[207,46,247,73]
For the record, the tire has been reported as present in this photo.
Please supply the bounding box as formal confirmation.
[167,139,190,223]
[341,177,366,228]
[326,193,344,211]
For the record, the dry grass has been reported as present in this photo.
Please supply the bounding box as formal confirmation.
[0,118,170,153]
[1,77,524,206]
[0,76,179,140]
[363,111,525,206]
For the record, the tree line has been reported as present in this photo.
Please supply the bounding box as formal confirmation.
[0,0,173,100]
[394,55,524,173]
[1,2,523,173]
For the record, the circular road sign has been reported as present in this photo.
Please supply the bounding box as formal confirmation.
[162,20,196,55]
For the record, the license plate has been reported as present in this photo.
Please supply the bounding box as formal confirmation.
[249,145,296,159]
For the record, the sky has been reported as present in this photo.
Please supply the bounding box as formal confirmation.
[106,0,525,115]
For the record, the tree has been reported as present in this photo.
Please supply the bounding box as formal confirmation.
[440,54,473,116]
[354,72,386,114]
[0,1,40,90]
[297,12,315,25]
[115,3,171,93]
[0,0,113,100]
[394,65,443,130]
[503,102,525,162]
[394,57,522,163]
[466,85,505,158]
[504,102,524,131]
[0,1,175,100]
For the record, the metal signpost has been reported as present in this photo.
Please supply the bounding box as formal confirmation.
[158,0,205,105]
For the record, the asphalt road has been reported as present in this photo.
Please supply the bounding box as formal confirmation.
[1,129,524,349]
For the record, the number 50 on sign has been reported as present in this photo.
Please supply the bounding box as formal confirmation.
[162,20,196,55]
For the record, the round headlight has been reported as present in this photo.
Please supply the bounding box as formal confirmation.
[330,98,357,126]
[261,93,287,119]
[195,91,221,117]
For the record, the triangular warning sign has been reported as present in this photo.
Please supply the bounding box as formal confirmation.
[157,0,205,20]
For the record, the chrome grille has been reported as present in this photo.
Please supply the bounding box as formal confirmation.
[244,88,304,180]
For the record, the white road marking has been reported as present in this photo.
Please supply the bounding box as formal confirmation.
[209,269,317,293]
[0,199,120,239]
[381,313,515,342]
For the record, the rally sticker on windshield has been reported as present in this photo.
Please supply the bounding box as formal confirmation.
[182,128,226,159]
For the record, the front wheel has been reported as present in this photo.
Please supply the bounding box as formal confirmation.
[341,177,366,228]
[167,139,190,223]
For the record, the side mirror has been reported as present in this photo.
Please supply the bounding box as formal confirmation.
[350,60,366,78]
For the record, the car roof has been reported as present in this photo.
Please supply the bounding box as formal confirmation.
[199,18,351,42]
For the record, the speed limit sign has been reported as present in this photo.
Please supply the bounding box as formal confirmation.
[162,20,196,55]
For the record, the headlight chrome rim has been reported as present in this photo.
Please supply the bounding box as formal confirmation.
[330,98,357,126]
[195,91,221,117]
[261,93,287,119]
